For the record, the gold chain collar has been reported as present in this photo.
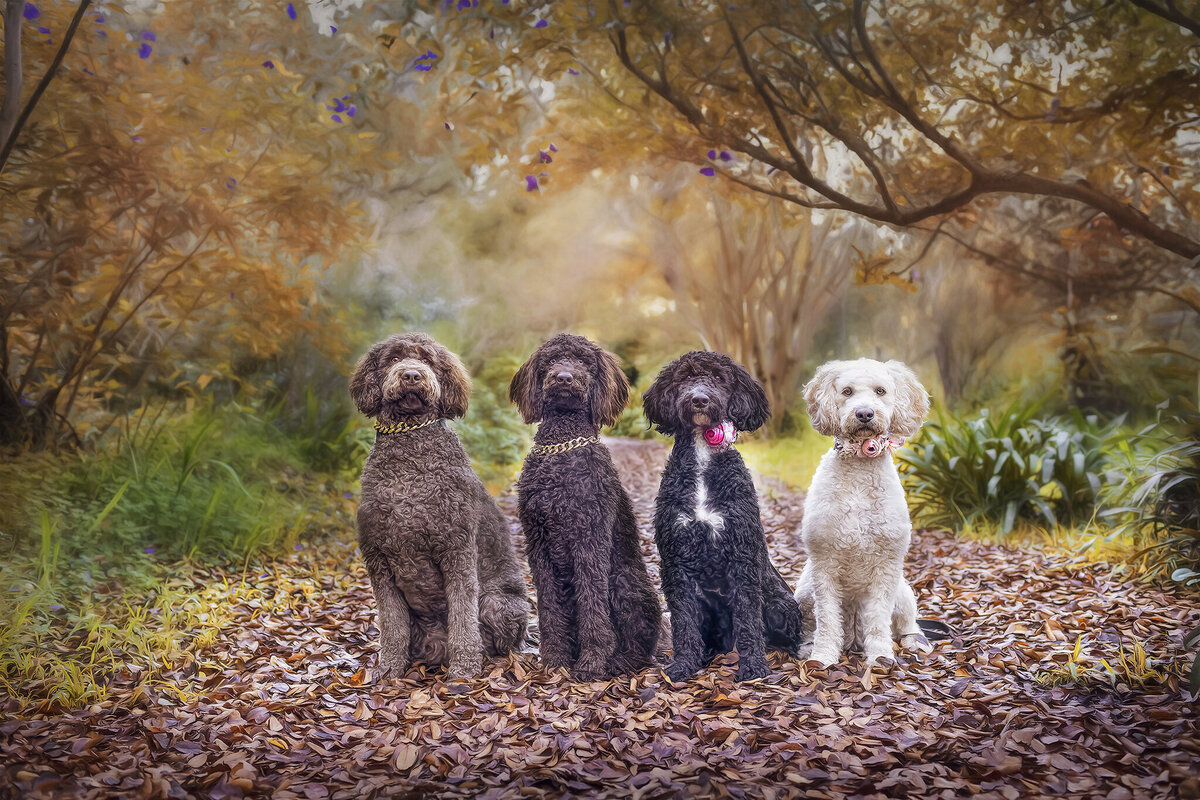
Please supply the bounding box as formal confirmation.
[374,418,442,435]
[528,435,601,457]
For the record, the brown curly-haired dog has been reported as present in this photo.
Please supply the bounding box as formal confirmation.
[350,333,530,680]
[509,334,662,680]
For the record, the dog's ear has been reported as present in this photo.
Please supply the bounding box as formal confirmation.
[885,360,929,438]
[436,346,472,419]
[803,361,842,437]
[509,353,542,424]
[642,361,678,434]
[727,360,770,433]
[349,342,385,418]
[590,346,630,429]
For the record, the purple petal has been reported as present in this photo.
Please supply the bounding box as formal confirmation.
[262,60,275,68]
[568,68,579,75]
[444,122,452,130]
[49,605,61,610]
[142,30,155,42]
[548,143,557,152]
[138,42,152,58]
[534,19,548,28]
[719,150,732,161]
[539,150,552,164]
[225,177,237,189]
[330,25,337,33]
[132,136,143,142]
[22,3,39,20]
[286,2,297,20]
[37,26,49,34]
[707,149,716,159]
[346,105,356,117]
[334,99,345,111]
[331,114,342,123]
[699,167,715,177]
[525,175,539,192]
[93,13,104,22]
[19,396,34,407]
[144,547,155,554]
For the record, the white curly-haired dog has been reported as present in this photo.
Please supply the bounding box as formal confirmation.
[793,358,931,666]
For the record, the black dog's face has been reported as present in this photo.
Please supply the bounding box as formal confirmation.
[349,333,471,422]
[643,351,770,436]
[510,334,629,427]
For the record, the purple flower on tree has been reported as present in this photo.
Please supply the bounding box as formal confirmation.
[568,68,579,75]
[719,150,732,161]
[287,2,297,20]
[346,105,357,117]
[138,42,152,58]
[330,25,337,33]
[37,26,49,34]
[539,150,552,164]
[525,175,539,192]
[413,50,438,71]
[22,3,39,20]
[225,177,237,189]
[699,167,715,177]
[331,114,342,123]
[262,60,275,69]
[534,18,548,28]
[707,149,716,159]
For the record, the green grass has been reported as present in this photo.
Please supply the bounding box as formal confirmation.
[0,402,360,709]
[737,432,830,490]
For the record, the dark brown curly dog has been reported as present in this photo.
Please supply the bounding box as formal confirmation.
[509,334,662,680]
[350,333,530,680]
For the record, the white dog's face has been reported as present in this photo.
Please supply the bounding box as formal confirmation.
[804,358,929,440]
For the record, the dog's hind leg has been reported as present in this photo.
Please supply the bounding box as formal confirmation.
[893,579,931,653]
[479,590,530,657]
[761,562,804,655]
[364,559,412,681]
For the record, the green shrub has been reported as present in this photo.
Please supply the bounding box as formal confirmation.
[1101,404,1200,586]
[898,402,1113,534]
[454,355,530,491]
[608,382,658,440]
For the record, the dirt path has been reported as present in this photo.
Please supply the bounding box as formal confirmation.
[3,438,1198,799]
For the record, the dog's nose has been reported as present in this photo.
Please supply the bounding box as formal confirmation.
[554,371,574,386]
[401,369,422,385]
[691,394,710,409]
[855,407,875,423]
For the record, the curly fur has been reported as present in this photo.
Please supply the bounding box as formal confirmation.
[510,334,662,680]
[793,358,931,666]
[350,333,529,680]
[644,351,803,682]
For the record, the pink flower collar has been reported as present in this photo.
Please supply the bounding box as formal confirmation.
[834,433,905,458]
[702,421,738,449]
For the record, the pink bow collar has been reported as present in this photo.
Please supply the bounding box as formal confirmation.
[702,421,738,449]
[834,433,905,458]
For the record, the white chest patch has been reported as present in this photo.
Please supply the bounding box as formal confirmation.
[677,435,725,539]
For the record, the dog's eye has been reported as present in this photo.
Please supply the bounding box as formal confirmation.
[875,387,886,395]
[841,387,853,397]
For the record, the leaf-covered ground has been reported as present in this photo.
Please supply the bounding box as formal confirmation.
[3,439,1198,799]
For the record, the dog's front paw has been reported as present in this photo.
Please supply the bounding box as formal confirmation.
[864,652,895,667]
[736,659,771,682]
[901,632,933,653]
[807,649,839,668]
[663,661,699,683]
[447,653,482,681]
[570,661,609,682]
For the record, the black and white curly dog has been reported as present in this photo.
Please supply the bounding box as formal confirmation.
[644,351,804,681]
[509,334,662,680]
[350,333,530,680]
